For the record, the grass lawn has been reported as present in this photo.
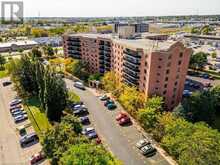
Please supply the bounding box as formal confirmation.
[25,97,51,136]
[0,70,9,78]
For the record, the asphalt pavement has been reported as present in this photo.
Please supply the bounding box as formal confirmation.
[65,78,171,165]
[0,77,44,165]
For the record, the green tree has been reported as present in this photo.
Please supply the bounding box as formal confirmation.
[42,119,88,164]
[190,52,208,70]
[182,90,216,125]
[60,143,121,165]
[118,85,145,115]
[0,54,6,70]
[31,47,42,58]
[101,71,118,92]
[145,96,164,111]
[44,70,68,121]
[137,108,159,131]
[46,46,54,57]
[211,52,217,59]
[61,115,82,134]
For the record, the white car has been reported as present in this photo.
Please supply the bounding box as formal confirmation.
[136,139,151,149]
[74,82,85,90]
[81,127,95,135]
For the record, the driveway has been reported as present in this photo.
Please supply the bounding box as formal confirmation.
[0,77,46,165]
[65,79,171,165]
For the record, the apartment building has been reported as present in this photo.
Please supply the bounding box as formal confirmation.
[63,33,192,110]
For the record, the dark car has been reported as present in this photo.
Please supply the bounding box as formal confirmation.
[14,114,28,123]
[73,108,88,116]
[140,144,157,156]
[10,104,22,111]
[10,99,22,106]
[2,81,12,86]
[87,131,98,139]
[29,151,45,165]
[79,116,90,124]
[104,100,114,107]
[107,103,117,110]
[20,132,39,147]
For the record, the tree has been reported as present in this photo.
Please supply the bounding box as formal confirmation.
[190,52,208,70]
[44,70,68,121]
[101,71,118,92]
[211,52,217,59]
[0,55,6,69]
[118,85,145,115]
[42,118,88,164]
[172,104,187,118]
[191,27,200,34]
[46,46,54,57]
[61,115,82,134]
[211,85,220,111]
[60,143,121,165]
[69,60,89,81]
[182,90,216,125]
[137,108,159,131]
[145,96,164,111]
[31,47,42,58]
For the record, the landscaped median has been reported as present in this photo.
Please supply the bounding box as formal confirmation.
[24,97,51,136]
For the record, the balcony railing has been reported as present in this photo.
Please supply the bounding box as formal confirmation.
[123,68,140,79]
[124,56,140,65]
[123,62,140,71]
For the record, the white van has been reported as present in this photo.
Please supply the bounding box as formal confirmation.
[74,82,85,90]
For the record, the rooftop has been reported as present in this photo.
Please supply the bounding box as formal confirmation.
[0,40,38,48]
[67,33,178,52]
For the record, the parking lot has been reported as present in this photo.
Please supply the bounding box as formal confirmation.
[65,78,172,165]
[0,77,47,165]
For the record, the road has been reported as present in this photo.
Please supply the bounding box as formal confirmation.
[0,77,43,165]
[65,79,170,165]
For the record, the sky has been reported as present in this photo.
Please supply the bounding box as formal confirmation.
[8,0,220,17]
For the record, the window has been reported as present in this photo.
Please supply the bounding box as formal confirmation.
[167,62,171,67]
[156,80,160,83]
[173,88,177,92]
[179,52,183,58]
[144,69,147,74]
[163,90,167,95]
[164,84,168,88]
[178,60,182,65]
[171,100,175,105]
[176,75,179,79]
[174,81,178,86]
[166,70,170,74]
[155,87,159,90]
[157,73,160,76]
[158,66,161,69]
[144,76,146,80]
[145,62,148,67]
[158,58,162,61]
[168,55,172,59]
[165,77,169,81]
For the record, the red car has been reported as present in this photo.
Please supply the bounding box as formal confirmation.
[118,116,131,125]
[29,152,45,165]
[116,112,127,121]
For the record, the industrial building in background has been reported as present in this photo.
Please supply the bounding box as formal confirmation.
[63,33,192,110]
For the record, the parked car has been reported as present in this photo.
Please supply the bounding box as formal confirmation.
[118,116,131,126]
[14,114,28,123]
[11,108,23,114]
[183,90,192,97]
[29,151,45,165]
[140,144,157,156]
[74,82,85,90]
[79,116,90,124]
[10,99,22,106]
[104,100,114,106]
[87,131,98,139]
[116,112,128,121]
[136,139,151,149]
[10,104,22,111]
[2,81,12,86]
[73,108,88,116]
[209,76,215,80]
[202,73,209,79]
[73,104,86,110]
[81,127,95,135]
[20,132,39,147]
[107,103,117,110]
[99,95,110,101]
[12,110,27,117]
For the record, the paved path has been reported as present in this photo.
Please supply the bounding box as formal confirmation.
[65,79,171,165]
[0,77,45,165]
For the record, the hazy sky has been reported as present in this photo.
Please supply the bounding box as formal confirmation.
[19,0,220,17]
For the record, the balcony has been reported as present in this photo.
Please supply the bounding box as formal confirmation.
[123,74,139,86]
[68,42,81,47]
[69,54,81,59]
[67,38,80,42]
[124,49,141,58]
[123,68,140,79]
[123,62,140,72]
[124,56,140,65]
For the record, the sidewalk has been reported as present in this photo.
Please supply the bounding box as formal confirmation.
[88,87,178,165]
